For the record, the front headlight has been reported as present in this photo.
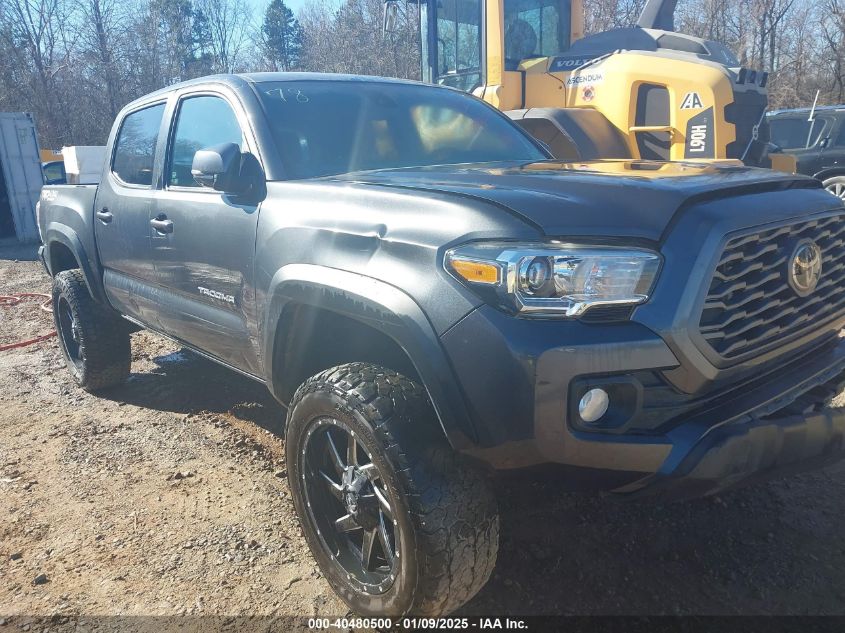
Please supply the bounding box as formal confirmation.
[445,242,661,318]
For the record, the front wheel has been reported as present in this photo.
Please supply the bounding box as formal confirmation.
[823,176,845,201]
[286,363,499,616]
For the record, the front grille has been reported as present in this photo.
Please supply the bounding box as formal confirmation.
[699,213,845,361]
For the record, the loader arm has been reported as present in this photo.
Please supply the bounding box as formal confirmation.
[637,0,678,31]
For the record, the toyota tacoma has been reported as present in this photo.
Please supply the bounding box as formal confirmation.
[37,73,845,617]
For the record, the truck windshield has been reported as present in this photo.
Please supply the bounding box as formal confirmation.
[504,0,571,68]
[257,81,546,180]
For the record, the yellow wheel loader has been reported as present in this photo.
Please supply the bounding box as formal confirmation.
[402,0,795,171]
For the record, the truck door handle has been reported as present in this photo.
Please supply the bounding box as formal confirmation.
[96,209,113,224]
[150,215,174,234]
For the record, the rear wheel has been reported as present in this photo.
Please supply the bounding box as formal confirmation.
[52,270,131,392]
[823,176,845,201]
[286,363,499,616]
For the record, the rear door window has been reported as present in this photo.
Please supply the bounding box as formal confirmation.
[111,103,165,186]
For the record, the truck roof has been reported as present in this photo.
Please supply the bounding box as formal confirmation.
[768,105,845,116]
[122,72,428,111]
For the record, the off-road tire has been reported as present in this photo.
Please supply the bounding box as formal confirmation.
[52,269,131,392]
[286,363,499,616]
[823,175,845,201]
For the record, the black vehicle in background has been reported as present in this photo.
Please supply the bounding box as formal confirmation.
[767,106,845,200]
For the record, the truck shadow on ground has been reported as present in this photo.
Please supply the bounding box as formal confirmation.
[103,345,845,617]
[103,345,287,436]
[461,464,844,616]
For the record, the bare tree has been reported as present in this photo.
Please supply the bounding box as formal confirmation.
[822,0,845,101]
[1,0,844,149]
[195,0,253,72]
[298,0,418,78]
[0,0,75,143]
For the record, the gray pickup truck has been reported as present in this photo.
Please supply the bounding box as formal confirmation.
[37,73,845,617]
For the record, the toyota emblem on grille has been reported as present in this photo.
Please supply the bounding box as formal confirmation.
[788,240,823,297]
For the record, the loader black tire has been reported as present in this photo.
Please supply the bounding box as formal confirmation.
[52,269,131,392]
[286,363,499,617]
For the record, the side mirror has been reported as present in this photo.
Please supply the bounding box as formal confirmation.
[192,143,243,192]
[191,143,266,202]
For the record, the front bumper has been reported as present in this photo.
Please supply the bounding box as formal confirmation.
[616,334,845,499]
[442,303,845,496]
[621,405,845,500]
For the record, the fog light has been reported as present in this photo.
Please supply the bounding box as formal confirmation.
[579,388,609,423]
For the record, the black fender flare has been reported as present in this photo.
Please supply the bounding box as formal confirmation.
[43,223,106,302]
[262,264,477,450]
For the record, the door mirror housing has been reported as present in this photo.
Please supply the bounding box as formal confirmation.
[191,143,265,201]
[192,142,240,191]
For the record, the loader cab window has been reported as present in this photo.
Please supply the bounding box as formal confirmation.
[430,0,483,92]
[504,0,570,69]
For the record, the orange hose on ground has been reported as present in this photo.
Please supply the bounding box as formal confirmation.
[0,293,57,352]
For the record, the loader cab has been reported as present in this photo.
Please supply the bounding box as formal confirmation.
[502,0,572,68]
[419,0,578,93]
[411,0,787,171]
[420,0,485,91]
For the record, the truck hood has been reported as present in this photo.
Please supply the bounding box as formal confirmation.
[331,160,819,241]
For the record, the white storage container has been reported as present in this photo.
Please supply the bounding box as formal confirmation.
[0,112,43,243]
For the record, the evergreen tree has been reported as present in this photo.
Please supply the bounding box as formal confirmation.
[190,6,215,75]
[261,0,303,71]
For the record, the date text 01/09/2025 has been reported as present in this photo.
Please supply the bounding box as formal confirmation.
[307,617,529,629]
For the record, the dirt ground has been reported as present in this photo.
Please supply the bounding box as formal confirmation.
[3,244,845,629]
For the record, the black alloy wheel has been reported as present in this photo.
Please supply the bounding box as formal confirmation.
[286,363,499,616]
[301,417,399,594]
[56,294,83,370]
